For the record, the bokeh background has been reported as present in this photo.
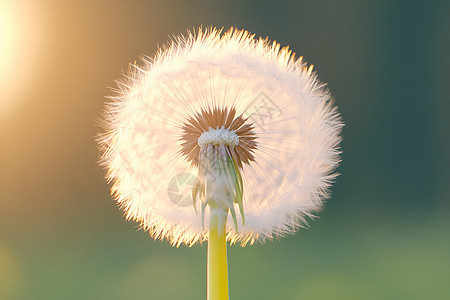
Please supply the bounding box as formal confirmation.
[1,0,449,299]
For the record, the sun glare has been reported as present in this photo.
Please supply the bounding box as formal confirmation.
[0,1,43,116]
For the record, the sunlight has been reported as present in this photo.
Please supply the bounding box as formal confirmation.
[0,2,17,82]
[0,1,43,116]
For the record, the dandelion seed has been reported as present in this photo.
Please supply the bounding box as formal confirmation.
[98,27,343,300]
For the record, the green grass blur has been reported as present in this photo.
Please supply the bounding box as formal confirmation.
[1,0,449,299]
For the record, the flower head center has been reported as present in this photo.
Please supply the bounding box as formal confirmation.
[179,107,257,168]
[198,127,239,147]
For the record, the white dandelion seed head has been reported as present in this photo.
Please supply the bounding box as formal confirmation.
[98,27,343,246]
[198,128,239,147]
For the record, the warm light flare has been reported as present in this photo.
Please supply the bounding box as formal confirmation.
[0,2,18,82]
[0,1,43,116]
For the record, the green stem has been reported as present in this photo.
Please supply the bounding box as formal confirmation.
[207,207,229,300]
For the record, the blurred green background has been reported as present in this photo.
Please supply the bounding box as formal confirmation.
[1,0,449,299]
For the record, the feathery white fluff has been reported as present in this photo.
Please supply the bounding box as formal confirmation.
[98,27,343,246]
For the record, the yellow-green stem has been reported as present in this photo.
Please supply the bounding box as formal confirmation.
[207,207,229,300]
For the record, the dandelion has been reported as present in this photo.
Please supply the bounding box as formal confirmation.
[98,27,343,300]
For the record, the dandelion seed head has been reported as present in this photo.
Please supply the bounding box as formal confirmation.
[198,128,239,147]
[98,27,343,246]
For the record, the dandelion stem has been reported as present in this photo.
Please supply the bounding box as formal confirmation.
[207,206,229,300]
